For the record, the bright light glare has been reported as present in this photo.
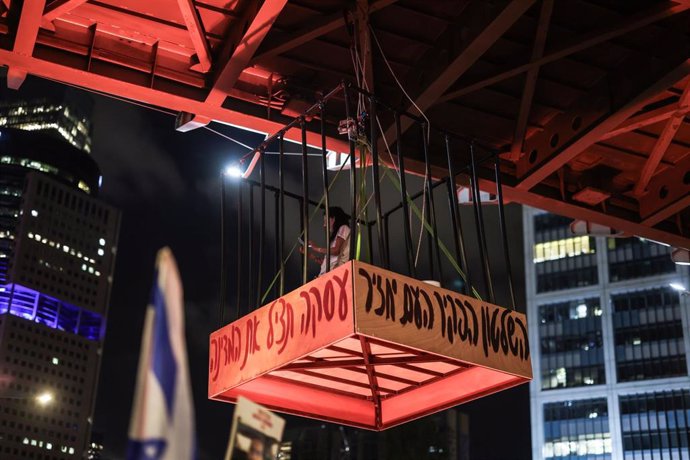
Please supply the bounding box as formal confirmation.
[224,164,244,178]
[35,391,54,406]
[669,282,687,292]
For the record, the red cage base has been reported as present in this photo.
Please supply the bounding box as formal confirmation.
[209,261,531,430]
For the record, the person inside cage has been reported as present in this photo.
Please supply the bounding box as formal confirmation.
[301,206,351,276]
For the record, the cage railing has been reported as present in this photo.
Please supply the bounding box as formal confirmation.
[219,82,517,327]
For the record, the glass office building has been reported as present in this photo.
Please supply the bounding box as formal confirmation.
[524,207,690,460]
[0,93,92,153]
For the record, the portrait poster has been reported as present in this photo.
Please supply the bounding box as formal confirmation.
[225,396,286,460]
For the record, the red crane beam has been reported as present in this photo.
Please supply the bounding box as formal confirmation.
[176,0,213,73]
[206,0,287,106]
[42,0,88,25]
[0,47,350,153]
[601,100,690,140]
[515,59,690,191]
[437,0,690,104]
[633,82,690,196]
[510,0,553,161]
[8,0,46,89]
[386,0,537,140]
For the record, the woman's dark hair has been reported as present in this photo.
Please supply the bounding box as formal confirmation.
[327,206,350,243]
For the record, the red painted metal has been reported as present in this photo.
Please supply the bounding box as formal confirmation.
[634,82,690,196]
[515,60,690,190]
[639,151,690,225]
[8,0,46,88]
[176,0,213,73]
[0,48,350,153]
[42,0,88,27]
[1,0,689,248]
[436,1,690,104]
[600,101,690,141]
[209,262,531,430]
[389,0,537,139]
[205,0,287,106]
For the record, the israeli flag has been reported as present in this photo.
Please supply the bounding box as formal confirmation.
[127,248,196,460]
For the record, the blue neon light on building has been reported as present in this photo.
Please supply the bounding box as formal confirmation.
[0,283,103,341]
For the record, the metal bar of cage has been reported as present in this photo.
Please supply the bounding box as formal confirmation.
[301,119,309,285]
[221,81,521,316]
[247,181,255,310]
[219,174,226,327]
[343,83,358,261]
[369,96,388,268]
[470,143,495,304]
[494,157,516,310]
[394,112,416,278]
[278,134,285,296]
[320,103,331,273]
[235,177,243,320]
[256,148,265,309]
[421,122,444,284]
[445,136,472,296]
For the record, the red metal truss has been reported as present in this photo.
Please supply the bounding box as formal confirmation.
[389,0,537,139]
[205,0,287,106]
[633,81,690,197]
[42,0,88,27]
[0,48,349,153]
[7,0,45,89]
[436,0,690,104]
[176,0,213,73]
[514,60,690,190]
[2,0,690,249]
[600,101,690,141]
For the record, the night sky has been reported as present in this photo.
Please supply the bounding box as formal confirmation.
[6,76,531,460]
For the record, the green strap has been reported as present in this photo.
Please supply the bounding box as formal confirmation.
[380,161,483,300]
[259,151,482,303]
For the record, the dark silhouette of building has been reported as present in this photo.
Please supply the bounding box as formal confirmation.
[0,97,119,459]
[0,89,93,153]
[279,409,469,460]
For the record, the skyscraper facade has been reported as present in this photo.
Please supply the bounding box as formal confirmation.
[524,207,690,460]
[0,122,119,459]
[0,91,93,154]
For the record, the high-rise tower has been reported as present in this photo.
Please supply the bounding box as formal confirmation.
[524,207,690,460]
[0,90,93,154]
[0,120,119,459]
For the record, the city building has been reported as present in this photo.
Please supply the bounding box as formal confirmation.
[86,432,104,459]
[279,409,469,460]
[0,89,93,153]
[524,208,690,460]
[0,123,120,459]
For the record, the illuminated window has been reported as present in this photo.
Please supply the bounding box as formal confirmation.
[543,399,611,459]
[620,390,690,458]
[608,237,674,281]
[612,287,687,382]
[539,298,605,389]
[533,236,593,263]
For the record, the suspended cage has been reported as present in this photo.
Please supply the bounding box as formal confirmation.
[209,83,531,431]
